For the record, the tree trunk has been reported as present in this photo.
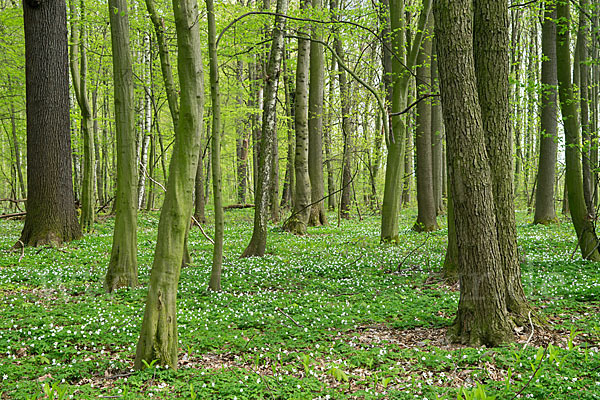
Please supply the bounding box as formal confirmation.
[135,0,204,370]
[206,0,224,291]
[20,0,82,247]
[431,45,444,215]
[473,0,530,322]
[413,18,438,232]
[307,0,327,226]
[241,0,288,257]
[324,57,336,211]
[280,48,295,210]
[285,1,312,234]
[534,3,558,224]
[434,0,513,346]
[104,0,138,291]
[556,1,600,261]
[578,0,593,217]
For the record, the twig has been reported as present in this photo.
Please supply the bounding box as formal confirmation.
[396,234,431,271]
[15,240,24,262]
[191,216,215,245]
[522,311,534,350]
[510,345,549,400]
[275,307,303,328]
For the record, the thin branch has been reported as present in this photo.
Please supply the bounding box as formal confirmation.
[389,93,439,117]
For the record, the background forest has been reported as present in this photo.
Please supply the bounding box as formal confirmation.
[0,0,599,398]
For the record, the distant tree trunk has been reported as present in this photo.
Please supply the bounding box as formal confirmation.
[280,48,295,210]
[402,110,413,207]
[534,2,558,225]
[413,19,438,232]
[242,0,288,257]
[473,0,530,322]
[135,0,204,370]
[206,0,224,291]
[20,0,82,247]
[105,0,139,291]
[137,35,152,210]
[556,1,600,261]
[270,119,280,222]
[431,45,444,215]
[7,77,25,199]
[69,0,95,231]
[324,57,336,211]
[308,0,327,226]
[435,0,513,346]
[578,0,593,217]
[442,185,458,281]
[285,1,311,234]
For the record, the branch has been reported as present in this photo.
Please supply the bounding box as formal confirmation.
[389,94,439,117]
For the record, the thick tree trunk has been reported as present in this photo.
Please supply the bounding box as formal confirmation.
[556,1,600,261]
[285,4,312,234]
[242,0,288,257]
[434,0,513,346]
[413,19,438,232]
[135,0,204,370]
[307,0,327,226]
[20,0,82,247]
[534,3,558,225]
[104,0,138,291]
[473,0,530,322]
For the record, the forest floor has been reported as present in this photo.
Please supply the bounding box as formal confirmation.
[0,209,599,399]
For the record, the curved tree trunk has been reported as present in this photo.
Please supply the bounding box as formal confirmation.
[20,0,82,247]
[534,3,558,225]
[434,0,513,346]
[242,0,288,257]
[104,0,138,292]
[556,1,600,261]
[135,0,204,370]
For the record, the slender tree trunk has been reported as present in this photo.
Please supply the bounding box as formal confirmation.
[20,0,82,247]
[69,0,95,231]
[578,0,593,216]
[242,0,288,257]
[7,77,25,199]
[135,0,204,370]
[556,1,600,261]
[324,57,336,211]
[270,119,280,222]
[534,3,558,224]
[413,19,438,232]
[308,0,327,226]
[104,0,138,291]
[206,0,224,291]
[280,48,295,210]
[285,0,312,234]
[431,45,444,215]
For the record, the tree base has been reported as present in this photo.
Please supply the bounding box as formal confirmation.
[283,215,307,235]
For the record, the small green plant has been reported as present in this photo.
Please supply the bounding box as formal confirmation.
[41,382,69,400]
[327,364,349,382]
[189,383,197,400]
[457,383,496,400]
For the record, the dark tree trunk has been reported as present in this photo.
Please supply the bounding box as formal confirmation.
[434,0,513,346]
[20,0,82,247]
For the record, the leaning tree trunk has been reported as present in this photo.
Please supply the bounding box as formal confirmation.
[534,2,558,225]
[104,0,138,292]
[241,0,288,257]
[284,1,311,234]
[135,0,204,370]
[307,0,327,226]
[69,0,95,232]
[413,18,438,232]
[556,1,600,261]
[434,0,513,346]
[19,0,82,247]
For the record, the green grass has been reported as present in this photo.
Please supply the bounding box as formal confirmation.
[0,209,599,399]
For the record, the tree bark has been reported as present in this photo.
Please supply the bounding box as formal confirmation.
[534,3,558,225]
[20,0,82,247]
[104,0,139,291]
[241,0,288,257]
[556,1,600,261]
[434,0,513,346]
[430,45,444,215]
[135,0,204,370]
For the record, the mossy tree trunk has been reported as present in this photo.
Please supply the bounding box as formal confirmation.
[434,0,513,346]
[206,0,224,291]
[104,0,139,292]
[242,0,288,257]
[19,0,82,247]
[556,1,600,261]
[135,0,204,370]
